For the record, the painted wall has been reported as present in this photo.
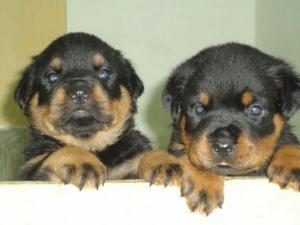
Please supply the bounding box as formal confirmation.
[67,0,256,148]
[256,0,300,136]
[0,0,66,126]
[2,0,300,148]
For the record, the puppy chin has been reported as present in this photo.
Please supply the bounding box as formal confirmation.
[203,161,257,176]
[209,164,244,176]
[56,110,113,139]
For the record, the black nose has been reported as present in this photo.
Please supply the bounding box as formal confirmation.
[212,141,234,155]
[66,80,91,104]
[210,126,239,157]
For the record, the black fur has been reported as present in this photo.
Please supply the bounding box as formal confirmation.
[163,43,300,175]
[15,33,151,180]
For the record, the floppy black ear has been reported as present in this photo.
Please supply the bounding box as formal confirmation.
[127,62,144,100]
[161,83,181,121]
[269,64,300,119]
[162,63,195,121]
[281,72,300,119]
[122,58,144,100]
[15,65,35,111]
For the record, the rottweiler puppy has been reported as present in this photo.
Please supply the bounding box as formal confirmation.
[139,43,300,214]
[15,32,151,189]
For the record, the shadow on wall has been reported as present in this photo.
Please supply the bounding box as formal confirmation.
[144,80,172,149]
[3,78,27,126]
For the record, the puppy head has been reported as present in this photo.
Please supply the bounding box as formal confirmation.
[163,43,300,175]
[15,33,143,149]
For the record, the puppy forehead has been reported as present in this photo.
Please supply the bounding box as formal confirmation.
[185,70,276,107]
[48,51,105,71]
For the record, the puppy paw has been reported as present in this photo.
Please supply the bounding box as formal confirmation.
[267,145,300,191]
[36,146,106,190]
[180,171,224,215]
[139,151,183,186]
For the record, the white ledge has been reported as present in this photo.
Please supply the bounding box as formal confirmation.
[0,178,299,225]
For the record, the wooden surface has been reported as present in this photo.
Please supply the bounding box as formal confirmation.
[0,179,299,225]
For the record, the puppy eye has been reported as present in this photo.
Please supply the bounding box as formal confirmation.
[195,104,204,115]
[248,104,263,116]
[98,68,110,79]
[48,72,59,82]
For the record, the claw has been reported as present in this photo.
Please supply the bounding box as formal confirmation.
[180,179,193,197]
[95,174,100,190]
[164,167,173,187]
[149,165,161,186]
[62,164,76,184]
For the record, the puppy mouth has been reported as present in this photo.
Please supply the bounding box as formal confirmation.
[55,107,113,138]
[67,109,98,124]
[70,109,95,120]
[209,162,242,175]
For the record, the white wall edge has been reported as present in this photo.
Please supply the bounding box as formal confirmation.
[0,178,299,225]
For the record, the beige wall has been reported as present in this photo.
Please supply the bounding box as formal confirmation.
[0,0,66,125]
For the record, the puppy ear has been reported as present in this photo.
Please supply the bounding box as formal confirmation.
[161,88,181,121]
[122,58,144,100]
[162,64,194,121]
[270,64,300,119]
[15,65,35,110]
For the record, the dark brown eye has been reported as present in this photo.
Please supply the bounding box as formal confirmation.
[98,68,110,79]
[195,104,204,115]
[48,72,59,82]
[248,104,263,116]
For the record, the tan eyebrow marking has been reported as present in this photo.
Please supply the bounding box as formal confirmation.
[93,53,104,67]
[50,57,62,71]
[241,90,254,106]
[198,92,210,106]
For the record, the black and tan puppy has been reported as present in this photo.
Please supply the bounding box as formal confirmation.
[15,32,151,189]
[139,43,300,214]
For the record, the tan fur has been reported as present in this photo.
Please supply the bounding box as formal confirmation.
[138,150,182,186]
[180,113,284,174]
[138,151,224,214]
[181,156,224,214]
[93,53,104,67]
[50,57,62,71]
[179,116,192,149]
[30,85,131,151]
[241,90,254,106]
[268,145,300,191]
[38,146,106,188]
[198,92,210,106]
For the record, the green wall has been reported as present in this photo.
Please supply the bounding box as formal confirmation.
[256,0,300,137]
[67,0,256,148]
[67,0,300,148]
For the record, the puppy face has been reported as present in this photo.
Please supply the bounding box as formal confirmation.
[15,33,144,150]
[163,43,300,175]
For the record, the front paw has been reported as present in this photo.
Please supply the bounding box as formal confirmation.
[139,151,183,186]
[180,171,224,215]
[36,147,106,190]
[267,146,300,191]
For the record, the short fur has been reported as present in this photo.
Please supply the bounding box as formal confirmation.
[162,43,300,175]
[15,33,151,188]
[139,43,300,214]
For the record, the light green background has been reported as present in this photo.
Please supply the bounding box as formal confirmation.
[256,0,300,137]
[67,0,300,148]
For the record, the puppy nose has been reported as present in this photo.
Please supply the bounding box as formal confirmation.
[67,81,91,104]
[212,141,234,155]
[210,126,238,157]
[70,90,90,103]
